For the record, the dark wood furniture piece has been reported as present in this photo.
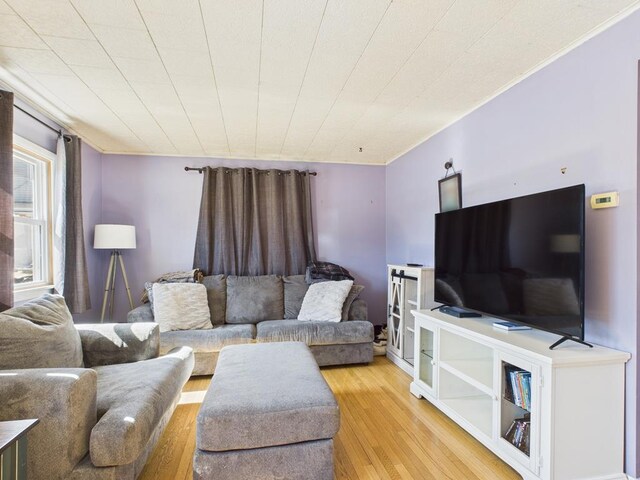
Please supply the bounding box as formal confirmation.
[0,419,39,480]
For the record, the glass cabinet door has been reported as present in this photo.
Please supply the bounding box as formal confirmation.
[416,323,437,396]
[497,352,540,475]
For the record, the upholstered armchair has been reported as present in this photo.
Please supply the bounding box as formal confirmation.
[0,294,194,480]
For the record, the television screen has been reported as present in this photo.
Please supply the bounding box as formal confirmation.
[434,184,585,340]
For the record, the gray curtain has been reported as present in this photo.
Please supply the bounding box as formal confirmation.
[0,90,13,312]
[194,167,317,276]
[63,135,91,313]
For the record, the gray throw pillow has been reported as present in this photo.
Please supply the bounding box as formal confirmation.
[226,275,284,324]
[202,275,226,326]
[0,293,84,369]
[144,282,155,312]
[342,285,365,321]
[283,275,309,319]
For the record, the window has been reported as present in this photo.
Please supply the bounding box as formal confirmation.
[13,135,54,301]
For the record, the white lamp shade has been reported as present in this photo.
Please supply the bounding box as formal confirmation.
[94,224,136,249]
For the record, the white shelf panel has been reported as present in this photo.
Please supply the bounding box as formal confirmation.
[440,395,493,439]
[407,299,417,307]
[440,358,494,394]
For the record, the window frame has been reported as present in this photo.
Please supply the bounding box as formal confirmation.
[12,134,55,303]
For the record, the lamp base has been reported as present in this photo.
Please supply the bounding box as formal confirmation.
[100,250,134,322]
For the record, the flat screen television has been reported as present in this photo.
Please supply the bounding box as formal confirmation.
[434,184,585,343]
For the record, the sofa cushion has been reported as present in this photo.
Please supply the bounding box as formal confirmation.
[202,275,226,325]
[89,346,194,467]
[153,283,212,332]
[77,322,160,367]
[256,319,373,346]
[342,284,364,321]
[0,293,83,369]
[159,324,255,355]
[284,276,364,321]
[226,275,284,324]
[347,298,368,321]
[298,280,353,322]
[283,275,308,319]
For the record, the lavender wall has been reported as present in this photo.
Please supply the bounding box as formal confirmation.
[386,11,640,475]
[98,155,387,325]
[12,100,104,321]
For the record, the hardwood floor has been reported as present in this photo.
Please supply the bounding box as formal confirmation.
[139,356,521,480]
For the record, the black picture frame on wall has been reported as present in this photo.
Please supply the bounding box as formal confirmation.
[438,173,462,212]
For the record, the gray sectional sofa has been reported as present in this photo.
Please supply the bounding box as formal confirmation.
[0,294,194,480]
[128,274,374,375]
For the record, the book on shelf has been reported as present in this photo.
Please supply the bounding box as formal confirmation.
[503,364,532,411]
[504,416,530,455]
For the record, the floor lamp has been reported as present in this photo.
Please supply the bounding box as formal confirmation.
[94,224,136,322]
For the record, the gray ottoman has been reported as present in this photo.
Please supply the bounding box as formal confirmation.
[193,342,340,480]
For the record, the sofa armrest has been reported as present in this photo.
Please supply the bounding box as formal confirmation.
[127,304,154,323]
[347,298,368,321]
[0,368,97,479]
[76,322,160,367]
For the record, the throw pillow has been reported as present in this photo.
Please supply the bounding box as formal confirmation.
[152,283,212,333]
[202,274,227,326]
[298,280,354,323]
[0,293,84,369]
[283,275,309,319]
[144,282,155,312]
[226,275,284,324]
[341,285,365,321]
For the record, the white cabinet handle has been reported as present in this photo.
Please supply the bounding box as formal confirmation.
[430,360,436,366]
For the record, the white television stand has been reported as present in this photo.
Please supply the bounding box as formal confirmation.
[411,309,630,480]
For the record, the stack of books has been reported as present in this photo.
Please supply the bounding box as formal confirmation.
[504,365,532,411]
[504,417,530,455]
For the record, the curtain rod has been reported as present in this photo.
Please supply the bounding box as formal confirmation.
[13,104,62,137]
[185,166,317,176]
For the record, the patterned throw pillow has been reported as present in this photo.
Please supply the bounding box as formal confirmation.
[152,283,213,332]
[298,280,354,323]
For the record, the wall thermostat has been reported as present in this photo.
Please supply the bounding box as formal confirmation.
[590,191,619,209]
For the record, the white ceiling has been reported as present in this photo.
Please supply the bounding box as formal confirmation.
[0,0,638,165]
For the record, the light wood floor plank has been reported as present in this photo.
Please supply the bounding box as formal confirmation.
[139,356,521,480]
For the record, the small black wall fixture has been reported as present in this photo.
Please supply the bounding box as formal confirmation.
[438,159,462,212]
